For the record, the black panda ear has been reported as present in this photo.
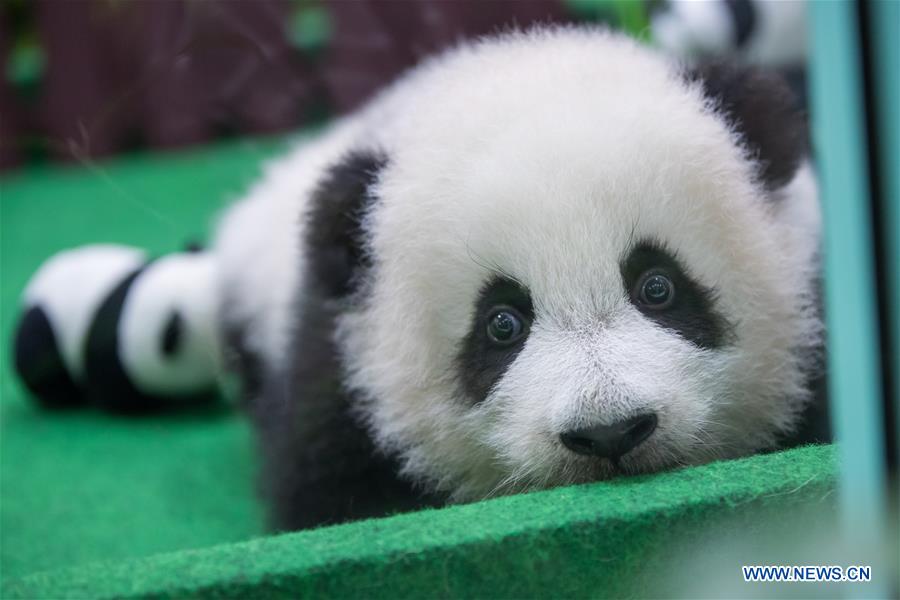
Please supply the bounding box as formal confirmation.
[182,240,205,253]
[686,62,808,191]
[306,150,388,297]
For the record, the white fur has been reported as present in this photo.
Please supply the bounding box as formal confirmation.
[118,253,222,396]
[214,28,822,500]
[23,245,146,380]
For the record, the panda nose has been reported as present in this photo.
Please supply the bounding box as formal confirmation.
[560,413,658,459]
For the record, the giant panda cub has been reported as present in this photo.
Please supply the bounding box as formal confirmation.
[215,27,824,530]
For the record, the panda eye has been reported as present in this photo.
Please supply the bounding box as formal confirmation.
[161,311,184,357]
[486,306,528,345]
[636,271,675,309]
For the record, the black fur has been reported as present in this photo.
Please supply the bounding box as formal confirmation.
[84,266,215,413]
[220,314,264,409]
[724,0,756,48]
[620,241,734,350]
[13,305,85,409]
[182,241,205,253]
[83,268,158,412]
[687,62,807,190]
[251,295,442,531]
[249,150,442,531]
[306,151,388,297]
[160,311,183,357]
[456,276,534,403]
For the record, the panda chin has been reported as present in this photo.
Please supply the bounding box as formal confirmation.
[550,449,692,490]
[485,430,733,498]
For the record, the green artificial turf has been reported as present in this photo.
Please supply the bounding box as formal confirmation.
[4,446,839,599]
[1,140,841,598]
[1,139,288,579]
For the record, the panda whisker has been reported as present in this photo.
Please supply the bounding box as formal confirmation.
[462,238,523,287]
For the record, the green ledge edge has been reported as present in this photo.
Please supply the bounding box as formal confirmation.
[2,444,837,599]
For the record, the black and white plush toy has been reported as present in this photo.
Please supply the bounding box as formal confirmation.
[13,244,221,412]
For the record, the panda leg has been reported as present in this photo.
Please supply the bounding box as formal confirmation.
[13,306,85,409]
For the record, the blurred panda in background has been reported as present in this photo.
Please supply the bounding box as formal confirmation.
[13,245,222,413]
[651,0,808,108]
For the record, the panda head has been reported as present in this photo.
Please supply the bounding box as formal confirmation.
[116,253,221,395]
[83,251,221,409]
[311,30,821,500]
[650,0,808,68]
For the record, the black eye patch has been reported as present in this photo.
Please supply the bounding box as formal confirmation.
[620,241,734,349]
[456,276,534,403]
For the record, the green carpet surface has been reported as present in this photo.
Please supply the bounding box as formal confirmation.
[1,139,287,581]
[1,141,839,598]
[4,445,838,599]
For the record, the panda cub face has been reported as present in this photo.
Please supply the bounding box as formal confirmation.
[329,30,820,501]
